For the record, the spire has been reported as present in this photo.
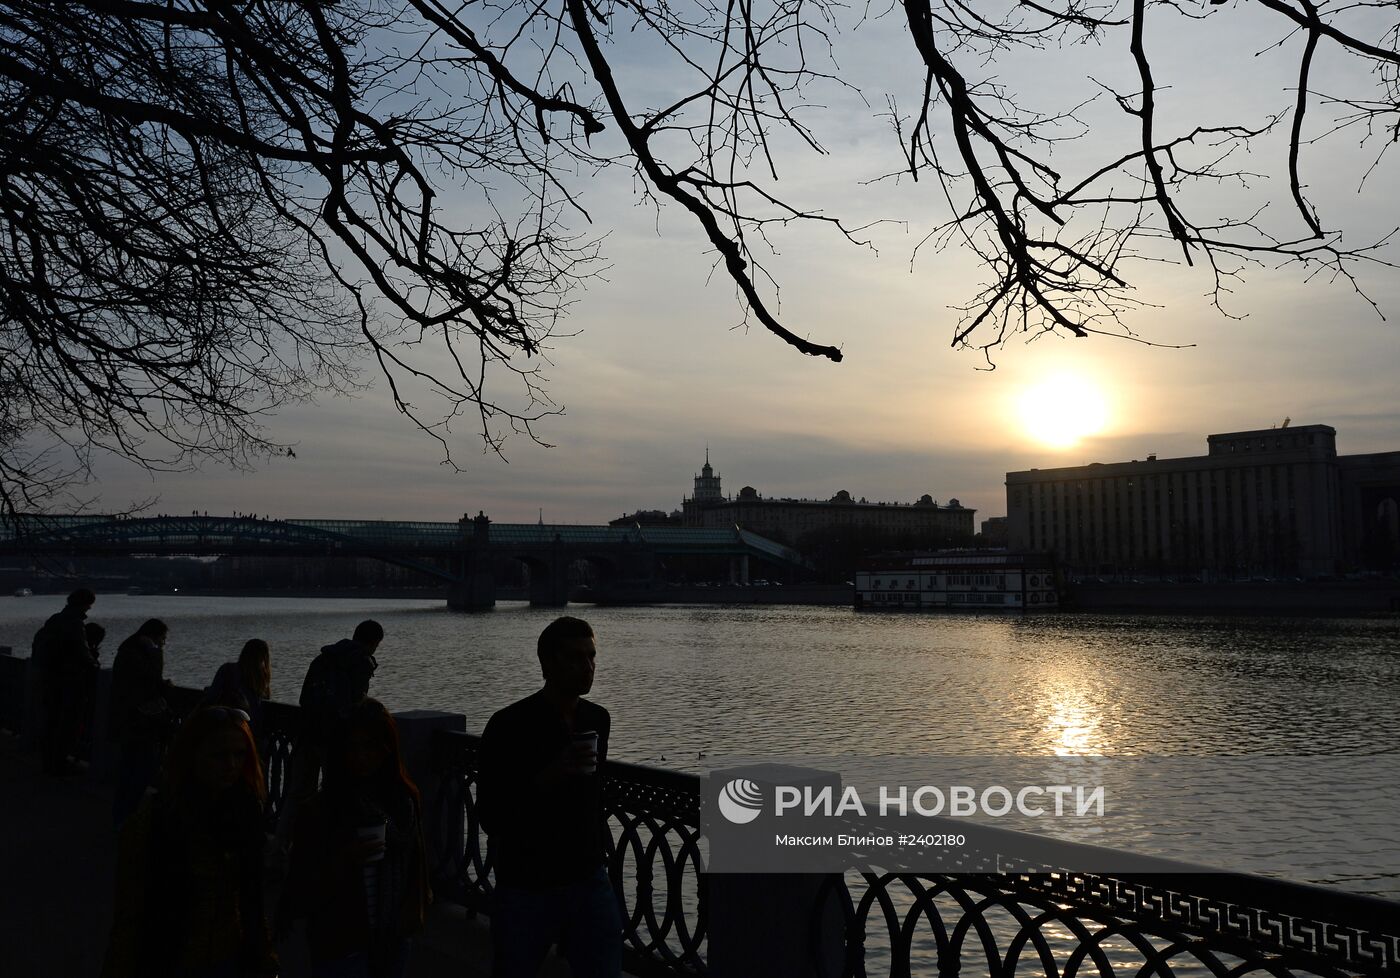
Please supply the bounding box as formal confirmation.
[694,445,721,501]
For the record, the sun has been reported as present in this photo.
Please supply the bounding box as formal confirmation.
[1017,373,1109,449]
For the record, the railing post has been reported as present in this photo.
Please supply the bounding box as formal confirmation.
[392,710,467,880]
[707,873,846,978]
[706,763,846,978]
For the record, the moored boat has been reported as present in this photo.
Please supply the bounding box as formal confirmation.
[854,551,1060,612]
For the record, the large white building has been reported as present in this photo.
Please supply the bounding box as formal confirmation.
[1005,424,1400,579]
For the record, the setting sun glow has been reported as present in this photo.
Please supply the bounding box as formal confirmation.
[1018,374,1109,449]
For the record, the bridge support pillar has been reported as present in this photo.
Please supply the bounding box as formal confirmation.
[447,571,495,612]
[448,512,495,612]
[729,554,749,584]
[528,538,570,607]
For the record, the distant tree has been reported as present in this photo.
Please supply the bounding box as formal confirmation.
[2,0,1397,513]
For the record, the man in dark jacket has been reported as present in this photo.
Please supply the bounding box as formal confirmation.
[273,620,384,858]
[33,589,96,776]
[298,620,383,745]
[110,618,172,825]
[478,616,621,978]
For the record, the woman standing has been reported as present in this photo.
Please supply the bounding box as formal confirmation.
[201,639,272,753]
[103,707,278,978]
[276,699,430,978]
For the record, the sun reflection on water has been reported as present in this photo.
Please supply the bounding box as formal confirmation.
[1041,683,1105,755]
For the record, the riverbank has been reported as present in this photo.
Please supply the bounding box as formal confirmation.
[582,582,851,605]
[184,582,854,605]
[1065,580,1400,615]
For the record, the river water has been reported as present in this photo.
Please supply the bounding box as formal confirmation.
[4,595,1398,898]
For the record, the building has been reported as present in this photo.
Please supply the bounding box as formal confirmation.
[854,552,1058,611]
[680,453,975,544]
[691,448,724,504]
[1005,424,1400,578]
[980,516,1008,546]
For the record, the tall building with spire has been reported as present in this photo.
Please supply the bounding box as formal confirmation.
[692,447,723,504]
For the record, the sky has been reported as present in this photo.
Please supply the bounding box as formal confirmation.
[74,2,1400,525]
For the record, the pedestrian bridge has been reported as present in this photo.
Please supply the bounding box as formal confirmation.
[0,513,809,609]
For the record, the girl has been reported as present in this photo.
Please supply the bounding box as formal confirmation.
[277,698,430,978]
[201,639,272,753]
[103,707,277,978]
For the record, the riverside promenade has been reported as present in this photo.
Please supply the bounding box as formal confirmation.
[4,653,1400,978]
[0,733,587,978]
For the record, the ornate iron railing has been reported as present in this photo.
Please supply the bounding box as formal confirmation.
[809,815,1400,978]
[431,732,1400,978]
[4,663,1395,978]
[818,870,1400,978]
[430,729,707,978]
[257,699,299,828]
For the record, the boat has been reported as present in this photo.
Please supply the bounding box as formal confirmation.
[12,588,32,597]
[854,551,1060,612]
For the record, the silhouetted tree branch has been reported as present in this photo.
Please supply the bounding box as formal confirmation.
[0,0,610,515]
[2,0,1396,513]
[893,0,1397,355]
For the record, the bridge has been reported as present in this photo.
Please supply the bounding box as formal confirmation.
[0,512,810,609]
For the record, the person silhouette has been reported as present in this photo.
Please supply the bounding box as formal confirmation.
[199,639,272,756]
[33,588,96,776]
[102,706,277,978]
[272,620,383,861]
[478,616,621,978]
[110,618,173,825]
[276,699,430,978]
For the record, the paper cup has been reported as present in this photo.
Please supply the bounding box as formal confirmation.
[571,730,599,774]
[357,821,387,862]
